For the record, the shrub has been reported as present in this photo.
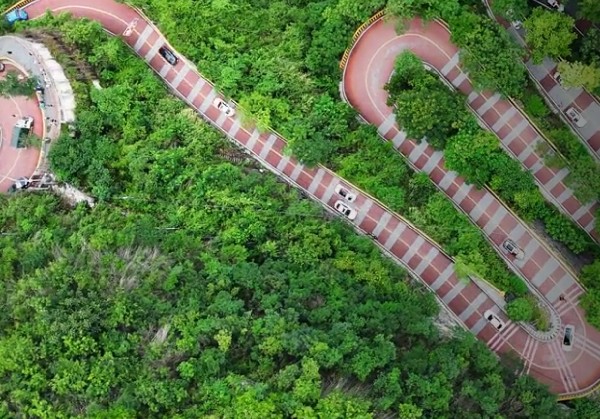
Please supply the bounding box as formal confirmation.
[506,297,534,322]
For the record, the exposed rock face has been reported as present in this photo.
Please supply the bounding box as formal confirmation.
[434,307,460,337]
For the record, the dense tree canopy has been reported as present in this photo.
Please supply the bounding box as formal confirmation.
[578,0,600,23]
[445,129,502,188]
[450,12,527,98]
[557,60,600,92]
[524,8,577,64]
[2,1,600,414]
[0,13,569,416]
[386,51,468,149]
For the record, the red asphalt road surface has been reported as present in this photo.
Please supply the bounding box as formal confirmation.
[20,0,600,396]
[0,62,41,192]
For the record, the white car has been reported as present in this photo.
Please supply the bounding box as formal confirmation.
[562,325,574,351]
[334,200,357,220]
[484,310,505,331]
[566,107,587,128]
[553,71,562,84]
[213,98,236,117]
[334,184,356,202]
[511,20,522,30]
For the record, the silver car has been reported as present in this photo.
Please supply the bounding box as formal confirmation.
[503,239,525,260]
[566,107,587,128]
[213,98,236,117]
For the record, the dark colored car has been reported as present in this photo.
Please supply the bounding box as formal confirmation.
[158,46,178,66]
[563,325,574,351]
[7,177,30,193]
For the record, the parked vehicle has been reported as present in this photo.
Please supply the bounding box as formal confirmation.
[484,310,505,331]
[11,116,34,148]
[7,176,30,193]
[334,200,357,220]
[158,46,178,66]
[547,0,564,12]
[566,107,587,128]
[5,9,28,25]
[563,325,574,351]
[334,184,356,202]
[35,88,45,109]
[503,239,525,260]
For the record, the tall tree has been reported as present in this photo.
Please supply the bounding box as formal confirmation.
[491,0,530,21]
[578,0,600,23]
[386,52,468,149]
[524,8,577,63]
[557,61,600,91]
[444,129,502,188]
[450,13,527,98]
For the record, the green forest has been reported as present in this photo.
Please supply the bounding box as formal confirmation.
[1,0,600,416]
[0,14,567,417]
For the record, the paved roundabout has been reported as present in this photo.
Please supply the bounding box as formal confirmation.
[9,0,600,397]
[0,60,41,192]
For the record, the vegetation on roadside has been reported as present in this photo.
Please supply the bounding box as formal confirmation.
[387,0,527,98]
[386,51,595,258]
[0,12,577,418]
[390,0,600,205]
[518,83,600,205]
[524,8,577,64]
[0,0,597,413]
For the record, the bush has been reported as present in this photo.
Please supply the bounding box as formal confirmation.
[0,71,38,97]
[523,95,549,118]
[541,210,592,255]
[506,297,534,322]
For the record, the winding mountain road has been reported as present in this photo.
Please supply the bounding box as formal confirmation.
[341,15,600,396]
[9,0,600,397]
[346,17,599,242]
